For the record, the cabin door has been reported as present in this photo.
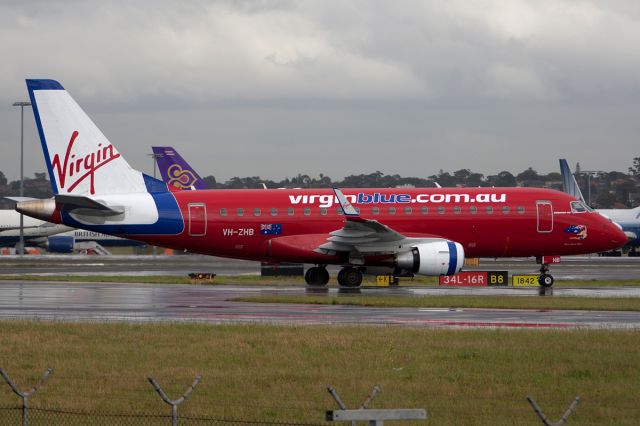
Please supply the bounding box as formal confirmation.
[188,203,207,236]
[536,201,553,233]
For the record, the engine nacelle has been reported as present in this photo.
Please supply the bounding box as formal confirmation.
[46,236,75,253]
[396,241,464,276]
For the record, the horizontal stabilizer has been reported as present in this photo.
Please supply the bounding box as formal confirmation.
[55,195,123,216]
[4,196,38,203]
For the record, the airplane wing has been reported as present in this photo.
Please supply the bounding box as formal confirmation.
[314,189,443,260]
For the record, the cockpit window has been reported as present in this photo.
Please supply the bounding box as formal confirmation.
[571,201,588,213]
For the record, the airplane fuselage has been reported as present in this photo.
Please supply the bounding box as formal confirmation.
[103,187,627,264]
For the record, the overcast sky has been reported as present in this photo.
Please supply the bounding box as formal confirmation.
[1,0,639,182]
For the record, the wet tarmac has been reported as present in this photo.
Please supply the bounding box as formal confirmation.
[1,281,640,329]
[1,255,639,329]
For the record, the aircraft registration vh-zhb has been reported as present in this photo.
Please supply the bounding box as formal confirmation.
[15,79,627,287]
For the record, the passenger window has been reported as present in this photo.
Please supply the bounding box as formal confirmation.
[421,207,428,215]
[219,208,228,217]
[320,207,328,216]
[388,207,396,215]
[270,208,278,216]
[304,208,311,216]
[237,208,244,217]
[253,208,261,216]
[486,206,493,214]
[453,206,461,215]
[372,207,380,216]
[287,208,294,216]
[502,206,510,214]
[517,206,525,215]
[336,207,344,215]
[404,207,412,215]
[470,206,477,215]
[437,206,445,215]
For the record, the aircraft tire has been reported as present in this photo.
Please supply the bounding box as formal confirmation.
[539,274,554,288]
[305,267,329,286]
[337,267,363,287]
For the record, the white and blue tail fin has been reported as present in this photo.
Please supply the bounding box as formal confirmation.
[27,79,149,196]
[559,159,587,204]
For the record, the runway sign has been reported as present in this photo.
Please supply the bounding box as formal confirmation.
[440,271,509,287]
[464,257,480,267]
[376,275,399,286]
[512,275,539,287]
[440,272,487,286]
[487,271,508,286]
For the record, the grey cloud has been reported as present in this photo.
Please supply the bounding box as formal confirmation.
[0,0,639,182]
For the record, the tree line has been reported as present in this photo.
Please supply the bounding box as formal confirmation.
[1,157,638,209]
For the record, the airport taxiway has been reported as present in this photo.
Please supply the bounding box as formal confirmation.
[1,255,638,329]
[1,281,640,329]
[1,254,639,280]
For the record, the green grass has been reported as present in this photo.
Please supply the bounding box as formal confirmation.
[0,322,639,425]
[234,295,640,311]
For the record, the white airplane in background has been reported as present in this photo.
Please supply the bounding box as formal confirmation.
[0,209,137,252]
[0,209,72,247]
[560,159,639,256]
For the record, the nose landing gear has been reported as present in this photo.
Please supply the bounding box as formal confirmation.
[536,257,556,288]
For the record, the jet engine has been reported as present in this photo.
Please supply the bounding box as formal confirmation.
[396,240,464,276]
[46,236,75,253]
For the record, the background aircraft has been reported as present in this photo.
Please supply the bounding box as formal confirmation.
[560,159,639,255]
[0,209,72,248]
[152,146,208,190]
[15,79,627,287]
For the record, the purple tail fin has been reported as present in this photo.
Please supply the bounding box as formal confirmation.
[152,146,208,190]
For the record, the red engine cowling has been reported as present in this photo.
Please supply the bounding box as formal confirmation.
[396,241,464,276]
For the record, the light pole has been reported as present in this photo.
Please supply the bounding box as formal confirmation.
[12,101,31,256]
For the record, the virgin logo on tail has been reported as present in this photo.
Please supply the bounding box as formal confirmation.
[51,131,121,194]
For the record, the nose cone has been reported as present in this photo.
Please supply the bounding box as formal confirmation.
[608,222,629,249]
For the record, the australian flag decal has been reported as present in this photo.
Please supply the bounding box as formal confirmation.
[260,224,282,235]
[564,224,587,240]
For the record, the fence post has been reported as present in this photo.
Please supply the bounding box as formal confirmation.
[326,385,426,425]
[0,367,53,426]
[527,395,581,426]
[148,375,202,426]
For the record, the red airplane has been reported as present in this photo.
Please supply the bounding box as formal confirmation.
[16,79,627,287]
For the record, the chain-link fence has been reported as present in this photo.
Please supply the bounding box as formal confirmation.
[0,405,327,426]
[1,367,591,425]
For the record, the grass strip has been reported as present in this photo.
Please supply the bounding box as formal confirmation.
[234,294,640,311]
[0,322,639,425]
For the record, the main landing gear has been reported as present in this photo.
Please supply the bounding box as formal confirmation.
[337,267,363,287]
[304,266,329,286]
[537,258,555,288]
[304,265,364,287]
